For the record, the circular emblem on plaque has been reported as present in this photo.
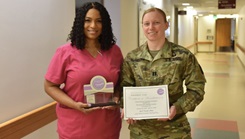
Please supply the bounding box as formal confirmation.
[157,88,164,95]
[91,75,106,91]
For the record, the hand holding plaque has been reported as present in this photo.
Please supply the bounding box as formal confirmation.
[84,75,118,108]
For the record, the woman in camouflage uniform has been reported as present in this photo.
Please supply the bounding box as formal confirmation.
[120,7,206,139]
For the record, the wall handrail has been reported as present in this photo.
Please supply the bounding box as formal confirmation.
[236,43,245,55]
[186,43,196,50]
[0,101,57,139]
[196,41,213,52]
[185,42,212,54]
[196,41,213,45]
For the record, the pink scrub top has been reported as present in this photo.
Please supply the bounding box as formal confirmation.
[45,43,123,139]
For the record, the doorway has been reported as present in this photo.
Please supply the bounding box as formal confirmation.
[215,18,235,52]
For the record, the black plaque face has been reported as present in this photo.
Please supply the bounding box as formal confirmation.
[85,102,119,109]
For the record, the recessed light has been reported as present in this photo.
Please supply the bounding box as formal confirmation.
[182,3,190,6]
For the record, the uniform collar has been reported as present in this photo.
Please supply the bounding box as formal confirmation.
[139,39,173,61]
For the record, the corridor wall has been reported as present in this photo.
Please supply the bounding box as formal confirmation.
[0,0,75,124]
[237,5,245,66]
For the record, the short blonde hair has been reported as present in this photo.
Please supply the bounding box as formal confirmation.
[142,7,167,23]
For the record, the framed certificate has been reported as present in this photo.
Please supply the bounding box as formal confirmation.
[123,85,170,120]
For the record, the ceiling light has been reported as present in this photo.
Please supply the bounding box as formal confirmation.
[182,3,190,6]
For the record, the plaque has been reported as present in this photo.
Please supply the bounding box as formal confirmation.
[84,75,118,108]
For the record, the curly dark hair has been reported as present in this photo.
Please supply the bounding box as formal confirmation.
[67,2,116,50]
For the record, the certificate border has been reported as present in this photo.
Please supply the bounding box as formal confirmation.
[123,85,170,120]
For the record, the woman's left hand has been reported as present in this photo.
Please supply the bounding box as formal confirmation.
[102,96,120,110]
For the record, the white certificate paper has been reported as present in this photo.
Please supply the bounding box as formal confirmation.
[123,85,169,120]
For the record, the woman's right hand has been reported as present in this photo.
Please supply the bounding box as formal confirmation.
[44,79,101,114]
[75,102,101,114]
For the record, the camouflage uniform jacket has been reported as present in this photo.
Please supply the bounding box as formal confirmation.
[120,40,206,134]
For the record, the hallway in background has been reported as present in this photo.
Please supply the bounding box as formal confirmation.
[120,52,245,139]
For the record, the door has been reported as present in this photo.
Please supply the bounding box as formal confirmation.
[215,18,231,52]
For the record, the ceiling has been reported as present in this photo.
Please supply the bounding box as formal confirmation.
[163,0,245,15]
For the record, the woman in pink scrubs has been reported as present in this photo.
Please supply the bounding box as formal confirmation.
[44,2,122,139]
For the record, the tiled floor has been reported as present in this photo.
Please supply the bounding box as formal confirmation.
[120,52,245,139]
[189,118,239,139]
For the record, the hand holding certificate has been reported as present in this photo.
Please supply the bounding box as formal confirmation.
[123,85,170,120]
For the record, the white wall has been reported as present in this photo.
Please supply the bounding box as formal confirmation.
[23,121,58,139]
[104,0,121,47]
[178,13,195,48]
[138,0,152,46]
[120,0,138,57]
[0,0,75,123]
[197,16,216,52]
[237,5,245,66]
[0,0,75,138]
[169,6,177,43]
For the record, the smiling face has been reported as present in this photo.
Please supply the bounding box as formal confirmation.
[84,8,102,41]
[142,10,169,42]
